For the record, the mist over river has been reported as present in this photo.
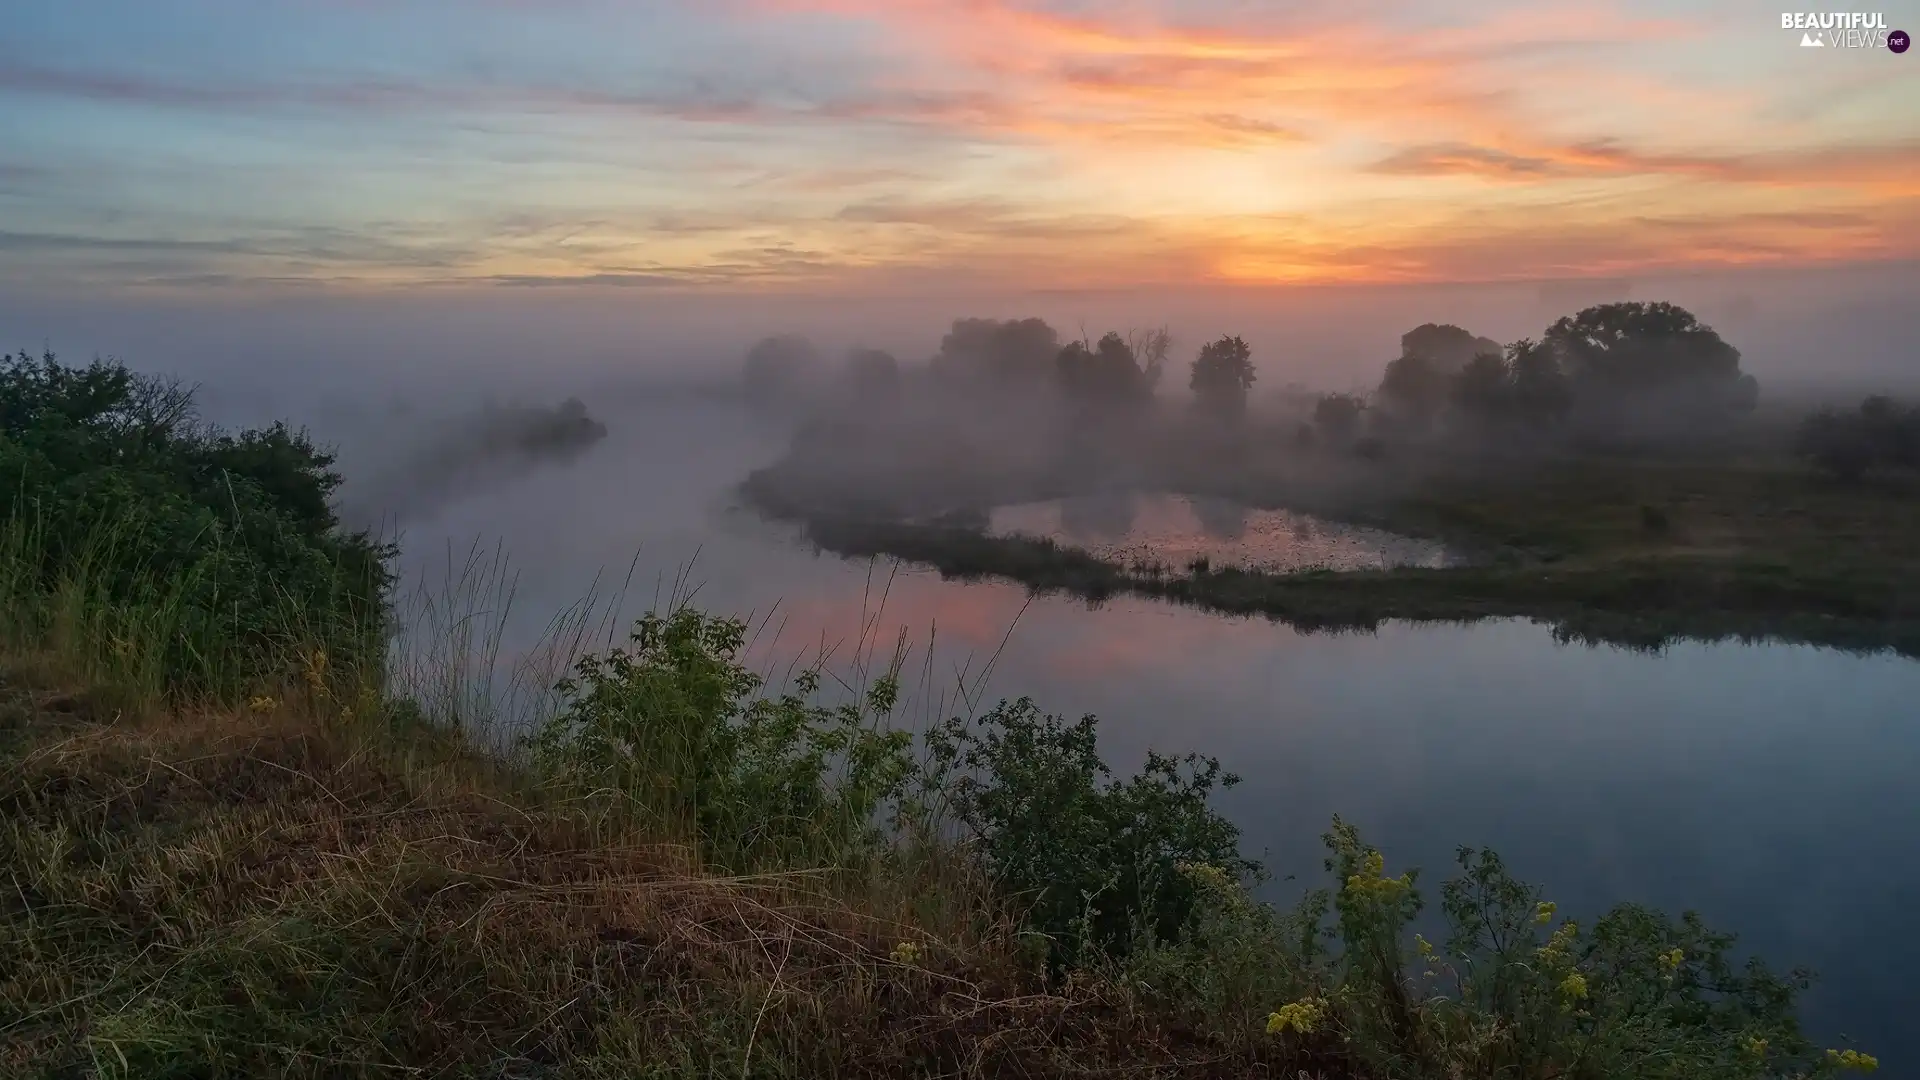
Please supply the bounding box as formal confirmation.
[353,392,1915,1065]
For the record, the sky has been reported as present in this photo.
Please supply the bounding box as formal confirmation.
[3,0,1918,295]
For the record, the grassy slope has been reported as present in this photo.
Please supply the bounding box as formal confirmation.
[0,666,1239,1080]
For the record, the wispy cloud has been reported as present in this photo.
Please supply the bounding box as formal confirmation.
[2,0,1916,289]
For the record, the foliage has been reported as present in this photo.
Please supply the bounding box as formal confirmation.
[1400,323,1503,373]
[525,605,917,868]
[1191,335,1257,420]
[932,316,1061,388]
[1544,302,1758,422]
[1119,822,1860,1080]
[1377,353,1449,429]
[844,346,901,402]
[1313,393,1367,443]
[741,334,821,403]
[1795,395,1920,480]
[923,698,1258,968]
[0,349,390,695]
[1057,332,1153,411]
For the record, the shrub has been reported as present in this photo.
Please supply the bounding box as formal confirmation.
[0,350,390,694]
[525,605,917,868]
[922,699,1256,968]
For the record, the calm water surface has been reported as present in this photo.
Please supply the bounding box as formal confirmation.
[989,493,1458,572]
[375,396,1916,1065]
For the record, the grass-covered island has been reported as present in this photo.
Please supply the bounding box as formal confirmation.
[0,349,1882,1077]
[740,305,1920,656]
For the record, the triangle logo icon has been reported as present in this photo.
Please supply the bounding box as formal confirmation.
[1801,31,1824,45]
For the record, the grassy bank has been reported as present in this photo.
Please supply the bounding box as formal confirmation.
[0,352,1880,1077]
[756,452,1920,657]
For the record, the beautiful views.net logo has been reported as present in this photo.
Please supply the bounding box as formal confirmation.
[1779,12,1908,50]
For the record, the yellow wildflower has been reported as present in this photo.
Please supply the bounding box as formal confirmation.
[1559,973,1588,1002]
[1534,901,1557,925]
[1658,947,1684,971]
[1826,1049,1879,1073]
[889,941,920,965]
[1266,998,1326,1036]
[1415,933,1434,956]
[247,695,279,714]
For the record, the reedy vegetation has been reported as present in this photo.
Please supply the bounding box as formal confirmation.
[0,352,1879,1077]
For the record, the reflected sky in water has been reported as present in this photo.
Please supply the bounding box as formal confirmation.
[989,492,1457,572]
[375,396,1916,1064]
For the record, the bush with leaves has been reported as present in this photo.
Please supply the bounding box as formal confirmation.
[526,606,918,868]
[0,350,390,693]
[922,698,1255,968]
[1115,818,1870,1079]
[1795,395,1920,481]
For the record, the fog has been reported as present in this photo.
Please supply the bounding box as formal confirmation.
[3,262,1914,437]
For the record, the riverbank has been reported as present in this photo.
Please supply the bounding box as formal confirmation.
[749,454,1920,656]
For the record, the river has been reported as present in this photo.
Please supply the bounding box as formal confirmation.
[373,392,1915,1065]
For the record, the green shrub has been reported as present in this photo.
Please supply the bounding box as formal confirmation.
[922,698,1257,968]
[524,605,918,869]
[0,350,390,694]
[1117,821,1867,1079]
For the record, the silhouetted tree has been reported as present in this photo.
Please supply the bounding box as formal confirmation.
[1376,353,1448,430]
[1401,323,1503,374]
[844,347,900,403]
[742,335,820,404]
[932,317,1060,389]
[1544,302,1757,425]
[1128,327,1173,397]
[1507,338,1572,428]
[1312,393,1366,444]
[1057,332,1150,410]
[1450,351,1513,424]
[1189,335,1256,420]
[1795,394,1920,480]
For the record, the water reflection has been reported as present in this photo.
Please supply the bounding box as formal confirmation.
[376,395,1917,1069]
[990,493,1456,573]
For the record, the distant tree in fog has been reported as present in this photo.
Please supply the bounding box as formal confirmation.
[1127,327,1173,396]
[1376,353,1448,430]
[1544,302,1758,422]
[1401,323,1502,373]
[1312,392,1366,443]
[1507,338,1572,427]
[1796,394,1920,480]
[742,335,821,404]
[1057,332,1151,410]
[1450,350,1515,423]
[844,347,900,403]
[932,317,1060,389]
[1190,335,1256,421]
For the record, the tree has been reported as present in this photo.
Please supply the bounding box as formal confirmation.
[1312,393,1366,443]
[1057,332,1149,410]
[1400,324,1503,374]
[1376,353,1448,429]
[1189,335,1256,420]
[1128,327,1173,397]
[931,317,1060,389]
[1543,302,1754,419]
[741,335,821,404]
[1507,338,1571,428]
[1795,395,1920,480]
[1450,351,1514,424]
[844,347,900,403]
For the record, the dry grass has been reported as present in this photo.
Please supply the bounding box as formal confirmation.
[0,665,1295,1080]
